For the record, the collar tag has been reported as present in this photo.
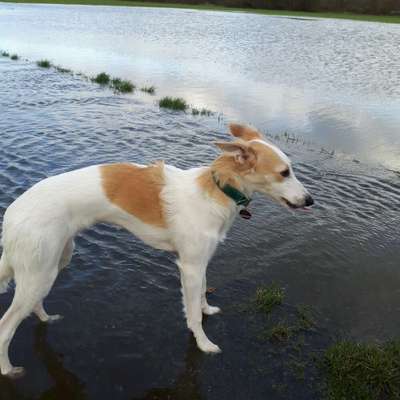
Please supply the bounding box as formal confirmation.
[239,208,252,219]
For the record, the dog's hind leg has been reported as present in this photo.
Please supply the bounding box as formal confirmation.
[0,254,13,294]
[58,238,75,271]
[0,266,58,378]
[33,301,63,323]
[32,238,76,323]
[32,238,75,323]
[201,274,221,316]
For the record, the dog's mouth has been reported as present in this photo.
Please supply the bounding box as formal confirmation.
[282,198,298,209]
[281,197,311,211]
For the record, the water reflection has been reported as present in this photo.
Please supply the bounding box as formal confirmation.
[133,338,202,400]
[0,324,87,400]
[34,324,87,400]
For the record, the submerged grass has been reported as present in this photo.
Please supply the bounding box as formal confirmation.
[92,72,110,85]
[263,322,293,343]
[111,78,135,93]
[322,340,400,400]
[159,96,187,111]
[5,49,213,116]
[54,65,71,73]
[2,0,400,24]
[255,283,285,314]
[192,107,214,116]
[140,85,156,94]
[296,305,315,330]
[37,59,51,68]
[259,305,316,343]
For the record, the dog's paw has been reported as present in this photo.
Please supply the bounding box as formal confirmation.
[202,305,221,315]
[4,366,26,379]
[197,340,222,354]
[48,314,63,323]
[40,314,63,324]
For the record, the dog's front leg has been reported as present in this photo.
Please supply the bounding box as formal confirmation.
[201,274,221,315]
[177,261,221,354]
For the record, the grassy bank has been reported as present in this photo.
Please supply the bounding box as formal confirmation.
[1,0,400,24]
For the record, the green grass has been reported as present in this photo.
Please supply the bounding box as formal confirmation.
[200,108,213,116]
[37,59,51,68]
[140,85,155,94]
[159,96,187,111]
[54,65,71,73]
[192,107,214,116]
[92,72,110,85]
[1,0,400,24]
[111,78,135,93]
[263,322,293,343]
[322,340,400,400]
[255,283,284,314]
[10,54,19,60]
[1,51,10,57]
[296,305,315,330]
[259,306,316,343]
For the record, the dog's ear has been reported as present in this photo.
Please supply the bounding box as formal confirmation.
[229,124,263,141]
[214,141,256,165]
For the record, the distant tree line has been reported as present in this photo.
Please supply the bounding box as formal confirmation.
[140,0,400,14]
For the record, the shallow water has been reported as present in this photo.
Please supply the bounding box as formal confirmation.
[1,2,400,169]
[1,55,400,399]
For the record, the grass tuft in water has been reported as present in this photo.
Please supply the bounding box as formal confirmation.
[10,54,19,60]
[263,322,293,343]
[111,78,135,93]
[322,340,400,400]
[255,283,284,314]
[55,66,71,73]
[92,72,110,85]
[200,108,213,116]
[140,85,155,94]
[37,59,51,68]
[296,305,315,330]
[159,96,187,111]
[192,107,214,116]
[1,51,10,57]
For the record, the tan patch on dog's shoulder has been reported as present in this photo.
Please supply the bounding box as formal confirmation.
[229,124,263,141]
[250,142,288,182]
[101,162,166,228]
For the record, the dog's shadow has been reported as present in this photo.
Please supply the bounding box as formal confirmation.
[0,324,202,400]
[0,323,87,400]
[33,324,88,400]
[132,337,203,400]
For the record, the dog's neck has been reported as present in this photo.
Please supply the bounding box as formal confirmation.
[197,155,254,208]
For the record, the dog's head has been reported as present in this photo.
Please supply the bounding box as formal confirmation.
[214,124,313,209]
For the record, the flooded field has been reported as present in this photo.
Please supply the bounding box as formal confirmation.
[1,4,400,399]
[1,3,400,168]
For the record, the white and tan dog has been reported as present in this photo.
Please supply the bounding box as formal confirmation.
[0,124,313,378]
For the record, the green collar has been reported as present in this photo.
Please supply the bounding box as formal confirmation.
[212,172,251,207]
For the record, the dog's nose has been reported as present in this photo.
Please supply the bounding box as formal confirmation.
[305,194,314,207]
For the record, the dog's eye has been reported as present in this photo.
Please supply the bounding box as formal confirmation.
[280,169,290,178]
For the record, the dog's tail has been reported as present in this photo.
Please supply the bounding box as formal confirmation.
[0,253,13,294]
